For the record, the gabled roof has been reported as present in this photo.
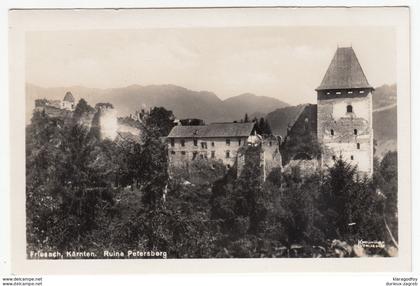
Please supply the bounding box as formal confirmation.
[316,47,372,91]
[63,91,75,102]
[167,122,255,138]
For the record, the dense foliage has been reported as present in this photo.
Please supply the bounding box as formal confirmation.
[26,100,398,258]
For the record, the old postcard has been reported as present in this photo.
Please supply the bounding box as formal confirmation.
[9,7,411,273]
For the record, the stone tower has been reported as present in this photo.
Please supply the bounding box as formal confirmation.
[316,47,374,175]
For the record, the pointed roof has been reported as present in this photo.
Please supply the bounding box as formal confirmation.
[316,47,372,91]
[63,91,75,102]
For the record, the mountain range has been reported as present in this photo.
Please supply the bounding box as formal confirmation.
[26,83,397,157]
[26,84,289,124]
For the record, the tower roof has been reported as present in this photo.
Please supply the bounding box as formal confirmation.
[63,91,75,102]
[316,47,372,91]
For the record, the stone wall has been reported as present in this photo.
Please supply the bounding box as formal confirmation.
[317,91,373,175]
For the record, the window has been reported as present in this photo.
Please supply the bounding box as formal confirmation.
[359,90,365,94]
[330,129,334,136]
[348,91,353,94]
[336,91,341,95]
[192,151,198,160]
[226,151,230,158]
[326,92,330,95]
[170,138,175,147]
[350,155,354,160]
[238,139,241,146]
[201,142,207,149]
[357,143,360,149]
[269,141,272,146]
[211,142,215,147]
[181,139,185,147]
[181,151,186,155]
[347,105,353,113]
[226,139,230,146]
[227,164,231,169]
[170,151,176,155]
[354,129,358,135]
[332,155,336,160]
[211,151,215,158]
[200,154,204,159]
[193,139,198,146]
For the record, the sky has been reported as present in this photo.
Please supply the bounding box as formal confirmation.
[26,26,396,105]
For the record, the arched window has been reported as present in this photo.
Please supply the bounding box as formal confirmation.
[330,129,334,136]
[354,129,358,135]
[347,105,353,113]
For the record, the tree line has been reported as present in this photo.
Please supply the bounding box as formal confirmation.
[26,100,398,258]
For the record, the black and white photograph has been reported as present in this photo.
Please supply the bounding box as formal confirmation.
[6,6,413,275]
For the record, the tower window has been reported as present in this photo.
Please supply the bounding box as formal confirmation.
[357,143,360,149]
[354,129,358,135]
[347,105,353,113]
[330,129,334,136]
[350,155,354,160]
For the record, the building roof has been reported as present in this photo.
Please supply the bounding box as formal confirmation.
[167,122,255,138]
[63,91,75,102]
[316,47,372,91]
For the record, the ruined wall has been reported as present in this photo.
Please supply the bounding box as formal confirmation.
[283,159,319,177]
[97,107,118,140]
[317,91,373,175]
[261,138,282,180]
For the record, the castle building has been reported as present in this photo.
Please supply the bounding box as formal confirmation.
[316,47,374,175]
[167,122,256,168]
[62,91,76,111]
[167,122,282,179]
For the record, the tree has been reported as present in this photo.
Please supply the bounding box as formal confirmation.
[320,159,385,242]
[145,107,175,137]
[73,98,95,122]
[373,151,398,244]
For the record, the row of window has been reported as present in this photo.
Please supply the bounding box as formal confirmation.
[330,129,359,136]
[169,138,242,148]
[332,155,355,161]
[170,150,231,159]
[326,90,365,95]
